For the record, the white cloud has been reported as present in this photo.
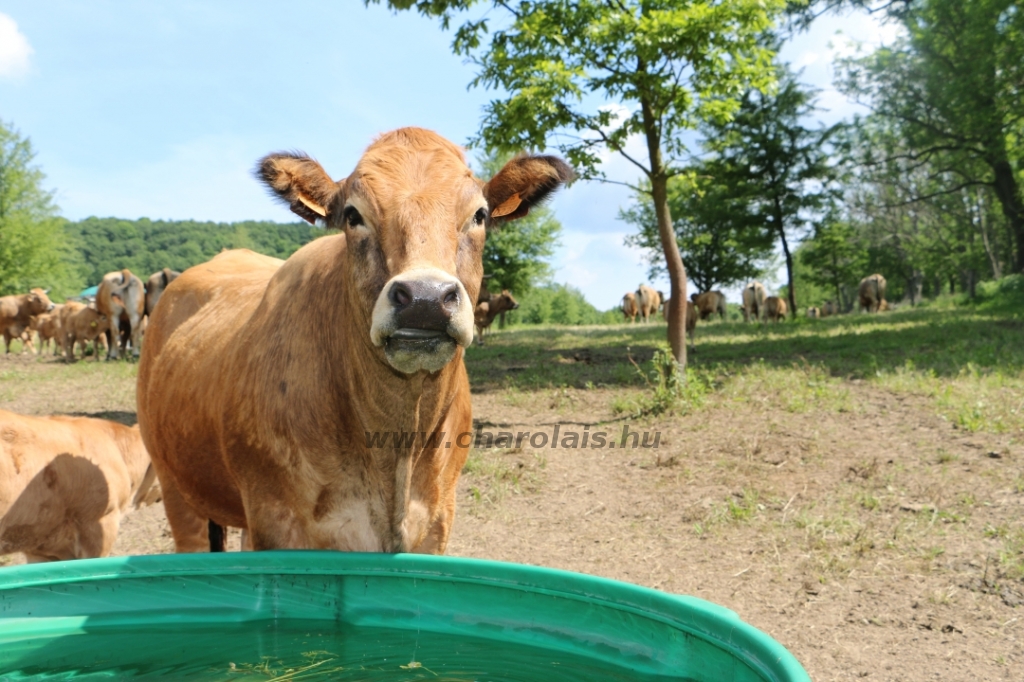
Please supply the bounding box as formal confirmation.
[0,14,33,79]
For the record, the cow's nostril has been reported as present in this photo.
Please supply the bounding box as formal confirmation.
[390,282,412,308]
[442,286,459,307]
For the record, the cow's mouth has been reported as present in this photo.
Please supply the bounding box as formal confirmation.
[383,328,458,374]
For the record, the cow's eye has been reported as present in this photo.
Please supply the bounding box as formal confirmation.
[343,206,364,228]
[473,208,487,226]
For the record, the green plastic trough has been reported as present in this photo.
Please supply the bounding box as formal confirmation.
[0,552,810,681]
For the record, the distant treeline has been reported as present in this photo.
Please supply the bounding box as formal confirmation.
[64,217,320,287]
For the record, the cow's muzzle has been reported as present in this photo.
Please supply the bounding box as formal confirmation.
[370,268,474,374]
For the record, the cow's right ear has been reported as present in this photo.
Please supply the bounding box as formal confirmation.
[257,153,343,225]
[483,154,574,224]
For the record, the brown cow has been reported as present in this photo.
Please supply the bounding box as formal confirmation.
[691,291,727,321]
[136,128,571,554]
[765,296,788,322]
[635,284,661,323]
[741,281,767,323]
[474,290,519,346]
[621,292,639,323]
[29,305,64,355]
[0,288,54,354]
[145,268,182,317]
[0,410,158,562]
[821,300,838,317]
[97,269,145,359]
[858,274,887,313]
[60,301,109,362]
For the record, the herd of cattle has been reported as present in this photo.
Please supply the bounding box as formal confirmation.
[0,127,575,562]
[620,273,892,331]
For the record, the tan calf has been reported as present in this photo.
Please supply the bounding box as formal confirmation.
[474,290,519,345]
[60,301,109,361]
[621,292,639,323]
[0,410,156,562]
[765,296,788,322]
[30,305,64,355]
[0,288,54,354]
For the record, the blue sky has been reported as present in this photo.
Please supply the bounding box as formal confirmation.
[0,2,898,309]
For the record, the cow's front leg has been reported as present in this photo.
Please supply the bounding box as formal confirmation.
[244,498,310,550]
[107,316,121,359]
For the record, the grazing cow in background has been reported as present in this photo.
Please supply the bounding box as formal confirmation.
[765,296,788,322]
[0,410,159,562]
[145,268,182,317]
[691,291,727,321]
[60,302,109,362]
[741,281,767,323]
[29,307,64,356]
[858,274,887,313]
[137,127,571,554]
[97,270,145,359]
[0,289,54,354]
[821,300,838,317]
[474,289,519,345]
[807,306,820,319]
[621,292,639,323]
[636,284,660,323]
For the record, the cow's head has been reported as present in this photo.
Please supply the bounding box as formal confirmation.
[258,128,571,374]
[27,288,54,314]
[494,290,519,314]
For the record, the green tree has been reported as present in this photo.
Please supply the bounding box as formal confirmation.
[621,167,775,292]
[798,216,866,309]
[476,150,561,297]
[0,120,81,297]
[837,0,1024,271]
[375,0,783,366]
[704,66,840,314]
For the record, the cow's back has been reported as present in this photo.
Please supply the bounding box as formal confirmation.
[0,411,147,560]
[137,248,310,527]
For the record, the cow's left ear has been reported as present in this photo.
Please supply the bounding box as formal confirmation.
[257,153,344,225]
[483,154,574,223]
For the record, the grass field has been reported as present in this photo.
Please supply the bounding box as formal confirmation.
[1,298,1022,681]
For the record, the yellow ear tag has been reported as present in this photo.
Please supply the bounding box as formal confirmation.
[298,195,327,217]
[490,193,522,218]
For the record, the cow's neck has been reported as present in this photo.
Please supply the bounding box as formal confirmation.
[335,314,464,552]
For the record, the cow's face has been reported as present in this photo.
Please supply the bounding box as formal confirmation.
[27,288,54,314]
[258,128,571,374]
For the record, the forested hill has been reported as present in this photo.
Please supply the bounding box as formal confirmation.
[64,217,319,286]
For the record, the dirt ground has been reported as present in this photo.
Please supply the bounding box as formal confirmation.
[1,352,1022,682]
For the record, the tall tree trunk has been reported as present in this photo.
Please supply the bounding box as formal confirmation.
[772,197,795,315]
[640,96,687,367]
[976,188,1002,279]
[990,158,1024,273]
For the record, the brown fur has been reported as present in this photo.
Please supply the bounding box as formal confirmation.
[60,302,109,362]
[145,268,181,317]
[621,292,639,323]
[742,281,767,323]
[96,269,145,359]
[137,127,569,555]
[765,296,788,322]
[0,288,54,354]
[0,410,155,562]
[690,291,727,321]
[29,306,64,355]
[635,284,661,323]
[807,306,820,319]
[821,300,838,317]
[858,274,887,313]
[474,290,518,345]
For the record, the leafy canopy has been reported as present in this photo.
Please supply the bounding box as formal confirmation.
[0,120,81,297]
